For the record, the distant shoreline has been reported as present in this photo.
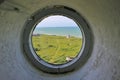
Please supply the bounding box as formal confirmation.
[32,34,82,39]
[33,27,82,38]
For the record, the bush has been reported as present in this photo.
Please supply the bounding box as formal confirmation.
[34,48,40,51]
[48,45,54,47]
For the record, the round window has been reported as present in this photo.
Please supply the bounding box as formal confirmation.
[23,6,92,73]
[32,15,83,65]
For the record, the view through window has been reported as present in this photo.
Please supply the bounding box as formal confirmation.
[31,15,83,65]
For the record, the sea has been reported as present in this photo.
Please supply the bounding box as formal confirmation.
[33,27,82,38]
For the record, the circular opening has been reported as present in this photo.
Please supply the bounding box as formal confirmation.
[31,15,83,65]
[23,6,92,73]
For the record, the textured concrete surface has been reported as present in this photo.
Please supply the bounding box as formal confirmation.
[0,0,4,4]
[0,0,120,80]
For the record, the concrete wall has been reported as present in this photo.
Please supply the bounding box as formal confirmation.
[0,0,120,80]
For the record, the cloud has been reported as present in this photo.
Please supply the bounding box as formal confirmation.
[36,15,78,27]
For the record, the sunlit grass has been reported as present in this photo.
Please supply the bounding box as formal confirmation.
[32,34,82,64]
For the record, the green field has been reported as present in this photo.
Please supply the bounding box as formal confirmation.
[32,34,82,64]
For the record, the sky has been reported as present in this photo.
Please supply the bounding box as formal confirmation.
[36,15,79,27]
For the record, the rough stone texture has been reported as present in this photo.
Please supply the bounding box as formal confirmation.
[0,0,4,4]
[0,0,120,80]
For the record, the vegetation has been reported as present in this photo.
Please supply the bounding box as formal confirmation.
[32,34,82,64]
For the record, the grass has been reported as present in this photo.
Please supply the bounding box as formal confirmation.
[32,34,82,64]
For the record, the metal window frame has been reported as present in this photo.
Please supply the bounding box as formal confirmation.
[22,6,93,74]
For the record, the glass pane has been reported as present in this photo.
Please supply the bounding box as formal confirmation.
[31,15,83,65]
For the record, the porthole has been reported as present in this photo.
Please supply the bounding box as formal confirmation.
[32,15,83,65]
[23,6,93,73]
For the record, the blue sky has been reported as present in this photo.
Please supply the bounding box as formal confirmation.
[36,15,79,27]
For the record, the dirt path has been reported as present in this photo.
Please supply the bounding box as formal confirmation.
[49,39,60,63]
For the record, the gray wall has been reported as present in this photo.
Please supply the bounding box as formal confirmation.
[0,0,120,80]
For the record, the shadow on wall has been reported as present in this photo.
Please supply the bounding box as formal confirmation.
[0,0,4,4]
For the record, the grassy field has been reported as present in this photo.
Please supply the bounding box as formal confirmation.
[32,34,82,64]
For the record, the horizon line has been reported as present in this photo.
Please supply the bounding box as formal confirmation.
[36,26,80,28]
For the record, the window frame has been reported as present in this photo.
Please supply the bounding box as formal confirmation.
[22,6,93,74]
